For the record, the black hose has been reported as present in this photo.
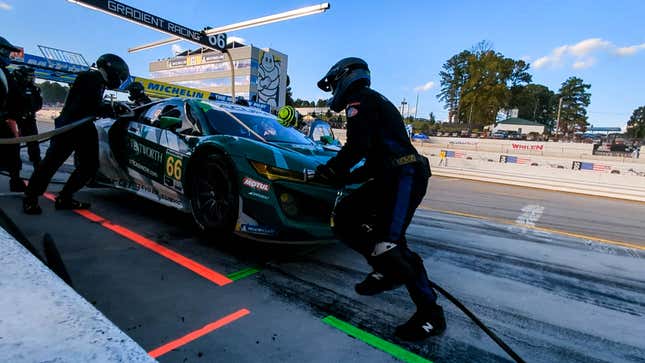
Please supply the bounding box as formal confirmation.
[429,280,526,363]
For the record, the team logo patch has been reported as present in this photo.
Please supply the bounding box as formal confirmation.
[346,107,359,117]
[242,177,270,192]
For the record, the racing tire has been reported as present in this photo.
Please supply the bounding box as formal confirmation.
[188,154,239,238]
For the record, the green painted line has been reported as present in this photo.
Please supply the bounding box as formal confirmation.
[226,267,260,281]
[322,315,433,363]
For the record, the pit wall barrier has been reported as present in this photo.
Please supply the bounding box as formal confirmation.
[331,130,645,202]
[417,145,645,202]
[0,227,156,363]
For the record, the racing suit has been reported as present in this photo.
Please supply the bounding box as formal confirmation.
[25,70,112,200]
[7,78,43,168]
[319,85,437,311]
[0,67,23,188]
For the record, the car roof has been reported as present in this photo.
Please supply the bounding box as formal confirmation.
[163,97,275,118]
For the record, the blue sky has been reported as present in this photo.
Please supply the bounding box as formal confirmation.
[1,0,644,126]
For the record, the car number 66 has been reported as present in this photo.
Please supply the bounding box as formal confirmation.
[166,155,182,180]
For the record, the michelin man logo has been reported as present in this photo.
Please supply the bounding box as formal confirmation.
[257,51,280,109]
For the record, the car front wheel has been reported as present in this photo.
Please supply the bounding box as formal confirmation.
[189,154,238,237]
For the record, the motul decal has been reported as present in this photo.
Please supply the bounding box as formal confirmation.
[242,177,270,192]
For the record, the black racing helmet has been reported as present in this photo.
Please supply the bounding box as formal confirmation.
[96,53,130,90]
[127,81,145,95]
[13,66,35,83]
[317,57,370,112]
[0,35,19,67]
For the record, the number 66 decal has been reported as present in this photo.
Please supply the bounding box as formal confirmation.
[166,155,183,180]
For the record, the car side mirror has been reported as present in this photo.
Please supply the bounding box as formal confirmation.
[158,116,182,130]
[320,135,334,145]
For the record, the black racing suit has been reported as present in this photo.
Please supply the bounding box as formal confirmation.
[0,67,21,177]
[7,80,43,166]
[25,70,112,199]
[323,85,437,308]
[130,93,151,107]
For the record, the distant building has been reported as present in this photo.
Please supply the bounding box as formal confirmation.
[149,42,288,111]
[494,117,545,134]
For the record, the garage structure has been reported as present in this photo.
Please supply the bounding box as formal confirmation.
[493,117,546,135]
[149,43,288,111]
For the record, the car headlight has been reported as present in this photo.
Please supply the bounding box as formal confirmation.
[249,160,305,182]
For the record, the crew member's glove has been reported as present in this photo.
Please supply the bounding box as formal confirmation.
[315,164,340,185]
[113,102,133,116]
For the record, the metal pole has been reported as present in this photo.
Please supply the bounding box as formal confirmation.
[555,97,563,135]
[225,49,236,99]
[414,93,419,120]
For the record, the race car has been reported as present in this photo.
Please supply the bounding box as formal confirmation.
[94,98,342,243]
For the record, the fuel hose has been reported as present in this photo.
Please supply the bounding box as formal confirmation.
[0,116,96,145]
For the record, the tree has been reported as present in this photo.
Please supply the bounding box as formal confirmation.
[508,84,557,129]
[556,77,591,135]
[429,112,436,124]
[316,98,327,107]
[285,75,294,106]
[627,106,645,139]
[437,42,532,128]
[38,81,69,104]
[437,50,470,123]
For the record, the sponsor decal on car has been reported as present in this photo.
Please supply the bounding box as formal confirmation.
[242,177,270,192]
[239,224,276,236]
[247,191,270,200]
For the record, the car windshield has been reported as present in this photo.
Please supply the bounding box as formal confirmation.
[198,101,312,145]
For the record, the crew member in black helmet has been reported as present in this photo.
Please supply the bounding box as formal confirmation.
[315,57,446,340]
[0,35,24,191]
[126,81,151,107]
[23,53,130,214]
[7,66,43,171]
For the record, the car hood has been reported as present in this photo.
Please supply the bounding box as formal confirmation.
[198,136,336,171]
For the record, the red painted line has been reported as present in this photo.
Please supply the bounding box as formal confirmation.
[42,192,232,286]
[148,308,250,358]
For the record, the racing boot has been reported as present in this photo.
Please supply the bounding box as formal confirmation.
[23,196,42,215]
[395,303,446,341]
[355,270,403,296]
[9,176,26,192]
[55,195,91,210]
[358,242,411,295]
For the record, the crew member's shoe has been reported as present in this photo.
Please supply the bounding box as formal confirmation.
[395,304,446,341]
[10,177,26,192]
[23,196,42,215]
[355,271,403,296]
[55,196,91,210]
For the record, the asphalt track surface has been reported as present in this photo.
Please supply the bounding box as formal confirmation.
[1,160,644,362]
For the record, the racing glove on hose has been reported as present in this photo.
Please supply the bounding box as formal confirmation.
[316,164,343,186]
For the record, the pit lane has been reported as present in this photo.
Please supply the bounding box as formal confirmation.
[1,168,644,362]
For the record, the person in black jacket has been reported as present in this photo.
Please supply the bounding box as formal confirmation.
[8,66,43,171]
[0,35,24,192]
[23,54,129,214]
[315,57,446,341]
[126,81,151,107]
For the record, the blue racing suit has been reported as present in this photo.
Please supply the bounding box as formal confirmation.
[319,85,437,308]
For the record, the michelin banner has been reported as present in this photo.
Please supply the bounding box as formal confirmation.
[123,76,270,112]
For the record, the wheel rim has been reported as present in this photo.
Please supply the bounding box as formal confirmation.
[194,160,233,229]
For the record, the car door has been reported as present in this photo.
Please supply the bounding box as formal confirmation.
[124,100,197,209]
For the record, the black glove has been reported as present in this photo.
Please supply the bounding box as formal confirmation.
[316,164,343,186]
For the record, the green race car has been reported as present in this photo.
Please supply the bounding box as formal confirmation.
[95,98,342,243]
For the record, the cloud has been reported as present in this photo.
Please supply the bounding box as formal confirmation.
[572,58,596,69]
[227,36,246,44]
[533,38,645,70]
[615,43,645,56]
[414,81,435,92]
[171,44,184,55]
[0,2,12,11]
